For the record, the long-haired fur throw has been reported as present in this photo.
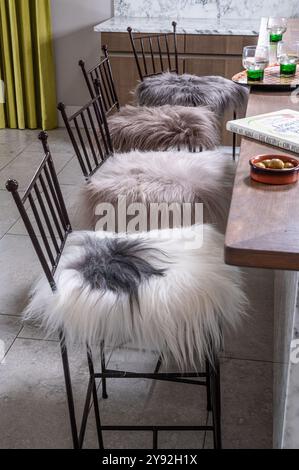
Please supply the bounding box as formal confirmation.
[134,72,249,114]
[74,149,235,234]
[107,104,219,152]
[24,225,247,368]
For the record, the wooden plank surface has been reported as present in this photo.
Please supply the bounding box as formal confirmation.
[225,19,299,270]
[185,34,257,55]
[101,32,185,53]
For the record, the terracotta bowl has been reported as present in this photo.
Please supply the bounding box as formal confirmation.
[249,154,299,185]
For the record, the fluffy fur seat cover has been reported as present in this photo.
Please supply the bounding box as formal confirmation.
[134,72,249,114]
[24,225,247,367]
[107,104,219,152]
[74,149,235,234]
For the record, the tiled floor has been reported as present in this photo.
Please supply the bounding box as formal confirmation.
[0,128,273,449]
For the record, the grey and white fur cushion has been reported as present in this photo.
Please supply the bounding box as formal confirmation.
[24,225,247,368]
[74,149,235,234]
[134,72,249,114]
[107,104,219,152]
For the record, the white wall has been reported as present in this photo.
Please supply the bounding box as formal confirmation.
[51,0,113,108]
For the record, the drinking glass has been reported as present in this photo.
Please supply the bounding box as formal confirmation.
[242,45,269,81]
[277,41,299,76]
[267,17,288,43]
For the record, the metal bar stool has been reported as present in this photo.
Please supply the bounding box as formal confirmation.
[78,45,219,153]
[58,94,235,234]
[6,133,247,448]
[127,22,248,160]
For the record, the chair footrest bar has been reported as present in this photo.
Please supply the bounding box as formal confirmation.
[99,425,214,431]
[94,372,207,386]
[95,370,207,379]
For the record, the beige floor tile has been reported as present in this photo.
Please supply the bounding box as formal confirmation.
[25,128,74,156]
[18,323,58,342]
[158,431,205,449]
[0,148,20,171]
[0,234,43,315]
[97,430,152,449]
[204,357,273,449]
[0,338,99,449]
[0,129,39,171]
[0,190,25,239]
[58,156,83,186]
[222,268,274,362]
[0,150,73,191]
[0,129,39,144]
[0,315,22,361]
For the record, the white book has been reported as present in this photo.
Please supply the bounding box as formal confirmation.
[226,109,299,154]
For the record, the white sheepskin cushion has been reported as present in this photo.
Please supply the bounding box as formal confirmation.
[107,104,219,152]
[74,149,235,234]
[134,72,249,114]
[24,225,247,368]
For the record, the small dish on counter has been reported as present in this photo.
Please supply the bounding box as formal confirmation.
[249,154,299,185]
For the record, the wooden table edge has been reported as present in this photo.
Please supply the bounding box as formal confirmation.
[224,244,299,271]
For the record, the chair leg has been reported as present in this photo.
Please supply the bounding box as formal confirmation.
[153,429,158,449]
[232,110,237,161]
[87,347,104,449]
[205,359,212,412]
[100,341,108,399]
[154,355,162,374]
[59,333,79,449]
[210,357,222,449]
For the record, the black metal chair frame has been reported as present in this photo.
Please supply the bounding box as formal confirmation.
[6,131,222,449]
[58,95,113,179]
[127,22,179,81]
[79,45,120,117]
[128,22,238,160]
[79,46,203,153]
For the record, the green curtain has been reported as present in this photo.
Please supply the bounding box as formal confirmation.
[0,0,57,130]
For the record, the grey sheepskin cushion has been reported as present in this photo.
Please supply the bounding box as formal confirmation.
[74,148,235,234]
[107,104,219,152]
[134,72,249,114]
[24,225,247,367]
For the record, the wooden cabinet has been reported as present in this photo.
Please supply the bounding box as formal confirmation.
[108,56,140,105]
[108,55,185,106]
[102,32,185,54]
[100,31,258,145]
[184,56,242,78]
[185,34,257,56]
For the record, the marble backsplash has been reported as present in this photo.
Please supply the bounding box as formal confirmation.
[114,0,299,19]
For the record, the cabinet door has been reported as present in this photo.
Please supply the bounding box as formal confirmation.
[108,56,140,106]
[184,55,242,78]
[102,32,185,54]
[185,56,244,146]
[108,55,184,106]
[185,34,257,55]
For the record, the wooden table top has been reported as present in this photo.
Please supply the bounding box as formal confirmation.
[225,19,299,271]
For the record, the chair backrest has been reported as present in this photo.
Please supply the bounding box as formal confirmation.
[57,95,113,179]
[79,45,120,116]
[6,132,72,290]
[127,22,179,81]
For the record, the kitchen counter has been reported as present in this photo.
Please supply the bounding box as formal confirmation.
[94,16,260,36]
[225,18,299,449]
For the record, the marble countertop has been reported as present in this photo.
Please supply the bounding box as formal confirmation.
[94,16,260,36]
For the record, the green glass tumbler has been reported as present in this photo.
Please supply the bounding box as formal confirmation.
[247,69,264,81]
[280,63,297,76]
[270,33,283,43]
